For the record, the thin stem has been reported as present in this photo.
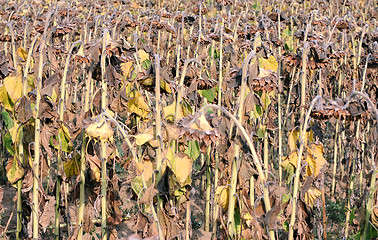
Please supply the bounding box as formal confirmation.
[100,29,109,240]
[32,32,46,240]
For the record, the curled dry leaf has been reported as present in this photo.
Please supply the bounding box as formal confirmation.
[85,116,114,141]
[303,187,322,208]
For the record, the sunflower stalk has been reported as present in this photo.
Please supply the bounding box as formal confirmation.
[212,18,224,239]
[32,33,46,240]
[100,28,109,240]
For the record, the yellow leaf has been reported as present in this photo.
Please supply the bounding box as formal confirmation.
[4,73,23,101]
[134,133,154,146]
[9,123,20,144]
[143,127,159,147]
[288,129,314,152]
[259,55,278,72]
[288,129,300,152]
[0,86,14,111]
[305,143,327,177]
[163,102,183,121]
[160,80,172,93]
[304,187,322,207]
[17,47,28,61]
[172,153,192,185]
[281,151,299,168]
[139,78,172,93]
[127,94,149,118]
[189,114,214,131]
[136,160,154,183]
[51,87,58,103]
[137,49,149,62]
[6,157,24,184]
[261,91,272,110]
[121,61,134,79]
[215,185,230,210]
[85,116,114,141]
[162,149,192,186]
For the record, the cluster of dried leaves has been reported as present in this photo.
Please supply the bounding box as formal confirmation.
[0,0,377,239]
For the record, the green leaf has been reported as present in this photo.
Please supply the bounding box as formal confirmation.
[4,132,15,156]
[233,207,241,234]
[282,27,294,52]
[282,192,291,204]
[185,140,200,161]
[1,110,14,129]
[63,155,81,178]
[131,176,143,195]
[256,125,266,139]
[198,87,216,103]
[141,59,151,70]
[252,105,263,118]
[51,125,73,152]
[208,46,220,59]
[283,220,289,232]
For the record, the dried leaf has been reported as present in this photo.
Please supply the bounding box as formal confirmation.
[189,114,214,132]
[127,93,149,118]
[215,185,229,210]
[15,96,32,123]
[85,116,114,141]
[305,143,327,177]
[137,49,150,62]
[303,187,322,207]
[140,184,158,205]
[6,157,24,184]
[136,160,154,184]
[87,155,101,182]
[134,133,154,146]
[17,47,27,61]
[40,197,55,232]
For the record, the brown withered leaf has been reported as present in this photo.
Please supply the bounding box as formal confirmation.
[157,210,182,239]
[40,196,55,232]
[178,114,219,152]
[87,154,101,182]
[40,123,58,158]
[107,189,123,226]
[0,51,9,79]
[140,184,158,205]
[126,212,150,233]
[110,91,128,113]
[83,203,96,233]
[239,159,258,180]
[15,96,33,123]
